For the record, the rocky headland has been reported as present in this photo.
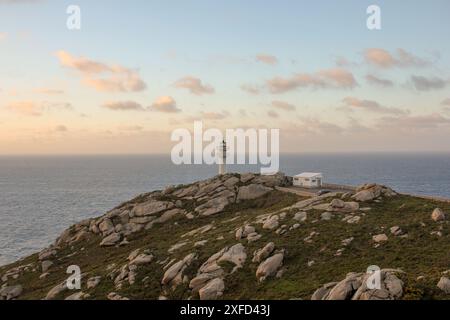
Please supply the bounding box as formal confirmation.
[1,173,449,300]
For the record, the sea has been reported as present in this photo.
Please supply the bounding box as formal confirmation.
[1,153,449,266]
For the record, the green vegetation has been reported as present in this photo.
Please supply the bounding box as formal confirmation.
[1,185,449,300]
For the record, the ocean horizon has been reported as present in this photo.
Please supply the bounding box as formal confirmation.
[1,152,449,266]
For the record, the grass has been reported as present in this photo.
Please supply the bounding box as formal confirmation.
[1,188,449,300]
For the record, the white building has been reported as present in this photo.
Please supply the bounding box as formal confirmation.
[293,172,323,188]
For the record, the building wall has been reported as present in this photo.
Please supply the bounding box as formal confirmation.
[293,177,321,188]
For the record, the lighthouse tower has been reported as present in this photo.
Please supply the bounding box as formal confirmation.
[217,140,227,175]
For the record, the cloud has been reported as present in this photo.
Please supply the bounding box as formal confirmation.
[0,32,6,41]
[55,125,68,132]
[102,101,144,111]
[267,68,357,93]
[255,54,278,65]
[41,101,73,110]
[411,75,448,91]
[441,98,450,106]
[376,113,450,130]
[34,88,64,95]
[294,117,344,135]
[118,125,143,132]
[200,111,229,120]
[6,101,41,116]
[364,48,429,68]
[185,111,230,122]
[365,74,394,87]
[271,100,296,111]
[341,97,408,115]
[334,56,356,67]
[5,100,72,116]
[173,76,214,95]
[56,50,147,92]
[240,84,260,95]
[150,96,180,113]
[267,110,279,118]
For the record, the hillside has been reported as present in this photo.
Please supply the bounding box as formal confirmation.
[1,172,449,300]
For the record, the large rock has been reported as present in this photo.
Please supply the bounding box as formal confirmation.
[161,253,196,286]
[38,248,57,261]
[100,232,122,246]
[431,208,446,222]
[311,269,404,300]
[352,184,397,202]
[44,281,68,300]
[198,278,225,300]
[41,260,54,273]
[293,211,307,222]
[189,273,219,293]
[0,285,23,300]
[311,282,338,300]
[98,218,115,235]
[372,234,388,243]
[327,199,359,213]
[237,184,272,201]
[252,172,291,187]
[240,173,255,183]
[437,277,450,294]
[132,200,174,217]
[87,276,102,289]
[173,184,199,198]
[195,196,231,216]
[195,180,224,197]
[223,176,240,188]
[218,244,247,270]
[65,291,89,300]
[129,253,154,266]
[324,273,362,300]
[235,225,256,240]
[262,215,279,230]
[256,252,284,282]
[192,243,246,293]
[252,242,275,263]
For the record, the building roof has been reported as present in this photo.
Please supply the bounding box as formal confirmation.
[294,172,323,178]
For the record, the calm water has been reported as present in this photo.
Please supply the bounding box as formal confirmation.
[1,153,449,266]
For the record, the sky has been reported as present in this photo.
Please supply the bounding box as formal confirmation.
[1,0,450,154]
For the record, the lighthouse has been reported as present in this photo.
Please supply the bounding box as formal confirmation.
[217,140,227,175]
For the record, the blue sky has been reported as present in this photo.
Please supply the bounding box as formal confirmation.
[1,0,450,154]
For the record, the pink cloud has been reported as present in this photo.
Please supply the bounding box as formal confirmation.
[150,96,181,113]
[255,54,278,65]
[7,101,41,116]
[267,68,357,93]
[341,97,408,115]
[174,76,214,95]
[240,84,260,95]
[271,100,296,111]
[56,50,146,92]
[365,74,394,87]
[365,48,429,68]
[102,101,144,111]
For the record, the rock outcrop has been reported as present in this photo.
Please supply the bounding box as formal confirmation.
[352,184,397,202]
[431,208,446,222]
[2,173,449,301]
[256,251,284,282]
[312,269,404,300]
